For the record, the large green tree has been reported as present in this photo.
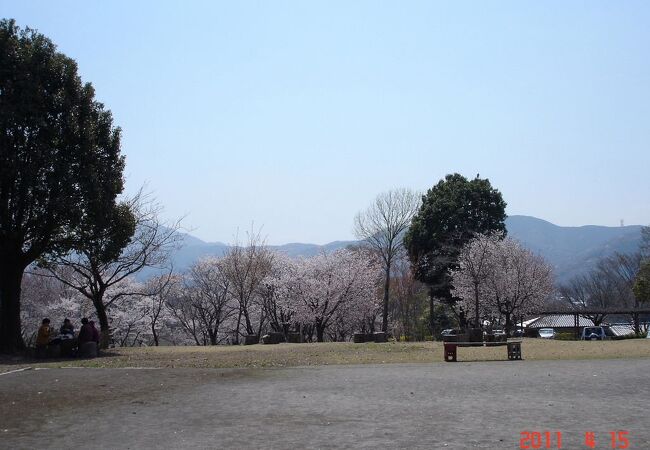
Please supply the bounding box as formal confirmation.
[0,20,125,353]
[403,173,507,332]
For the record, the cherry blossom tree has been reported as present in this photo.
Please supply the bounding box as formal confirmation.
[20,268,87,344]
[108,290,149,347]
[452,235,554,333]
[164,282,205,346]
[288,249,381,342]
[141,274,179,346]
[22,268,177,347]
[450,233,501,328]
[259,252,300,339]
[188,257,236,345]
[485,238,554,332]
[165,257,238,345]
[42,190,181,347]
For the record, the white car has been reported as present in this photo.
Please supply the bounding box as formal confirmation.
[538,328,555,339]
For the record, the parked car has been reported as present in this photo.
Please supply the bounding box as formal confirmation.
[581,326,608,340]
[440,328,465,342]
[482,328,507,343]
[538,328,555,339]
[511,329,524,338]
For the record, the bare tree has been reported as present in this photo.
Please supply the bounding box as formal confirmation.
[559,274,609,325]
[354,188,420,332]
[43,190,181,347]
[641,226,650,260]
[388,260,428,341]
[596,253,641,308]
[221,228,274,343]
[598,252,642,334]
[560,252,642,332]
[634,260,650,306]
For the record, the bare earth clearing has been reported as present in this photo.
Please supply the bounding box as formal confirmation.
[1,338,649,372]
[2,340,649,448]
[1,358,649,449]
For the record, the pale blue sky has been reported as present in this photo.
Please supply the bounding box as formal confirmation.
[3,1,649,244]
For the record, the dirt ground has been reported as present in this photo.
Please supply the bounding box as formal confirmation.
[2,339,650,371]
[1,359,649,449]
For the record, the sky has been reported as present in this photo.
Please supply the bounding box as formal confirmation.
[2,1,649,244]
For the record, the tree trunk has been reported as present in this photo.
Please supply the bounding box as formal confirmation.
[0,261,26,353]
[429,295,435,338]
[233,308,242,345]
[151,323,159,346]
[256,313,265,340]
[474,284,480,328]
[243,309,254,335]
[209,329,218,345]
[382,265,391,333]
[92,296,111,349]
[316,320,325,343]
[504,311,512,336]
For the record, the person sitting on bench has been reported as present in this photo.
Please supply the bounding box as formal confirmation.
[89,320,100,344]
[78,318,93,346]
[59,318,75,338]
[78,318,100,357]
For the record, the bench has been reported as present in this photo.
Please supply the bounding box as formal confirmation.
[443,340,522,362]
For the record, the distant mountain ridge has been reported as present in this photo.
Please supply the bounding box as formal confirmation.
[505,215,643,283]
[149,215,644,284]
[160,236,356,278]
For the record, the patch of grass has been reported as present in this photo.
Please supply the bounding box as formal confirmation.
[2,338,649,372]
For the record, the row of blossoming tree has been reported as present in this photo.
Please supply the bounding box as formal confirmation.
[21,247,382,346]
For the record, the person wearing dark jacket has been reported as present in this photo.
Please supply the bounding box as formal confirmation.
[77,318,94,346]
[89,320,100,344]
[59,318,74,337]
[78,318,100,358]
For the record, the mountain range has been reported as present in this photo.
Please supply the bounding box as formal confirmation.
[154,215,644,285]
[505,216,643,283]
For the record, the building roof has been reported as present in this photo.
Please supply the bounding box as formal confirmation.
[525,315,595,328]
[608,324,636,337]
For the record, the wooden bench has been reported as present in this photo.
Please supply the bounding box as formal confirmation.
[443,340,522,362]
